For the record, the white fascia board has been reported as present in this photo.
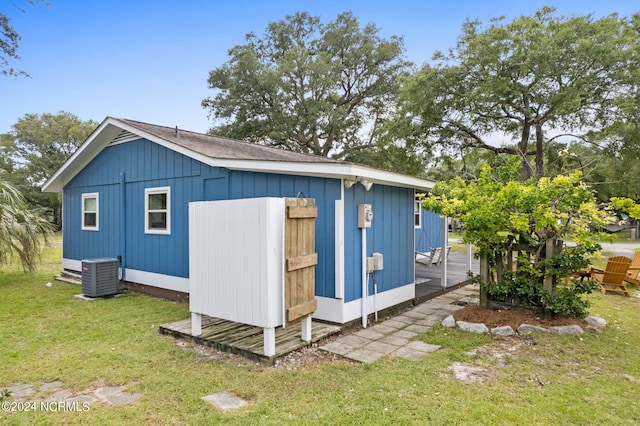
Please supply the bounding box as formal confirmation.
[188,159,435,191]
[42,118,123,192]
[112,123,434,190]
[43,117,435,192]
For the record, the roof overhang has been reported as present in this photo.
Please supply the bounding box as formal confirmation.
[43,117,435,192]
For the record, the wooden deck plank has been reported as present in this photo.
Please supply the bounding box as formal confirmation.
[159,315,340,364]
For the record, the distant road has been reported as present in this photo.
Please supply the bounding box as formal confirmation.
[451,238,640,257]
[595,242,640,256]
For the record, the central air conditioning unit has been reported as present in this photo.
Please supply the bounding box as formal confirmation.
[81,258,120,297]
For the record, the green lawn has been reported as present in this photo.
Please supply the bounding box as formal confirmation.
[1,237,640,424]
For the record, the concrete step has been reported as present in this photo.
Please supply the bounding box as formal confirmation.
[56,270,81,284]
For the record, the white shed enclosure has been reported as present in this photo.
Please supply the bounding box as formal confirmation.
[188,197,318,356]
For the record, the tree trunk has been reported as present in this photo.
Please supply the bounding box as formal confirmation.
[535,123,544,179]
[544,237,555,296]
[479,254,490,308]
[543,237,556,319]
[495,251,504,284]
[519,122,533,181]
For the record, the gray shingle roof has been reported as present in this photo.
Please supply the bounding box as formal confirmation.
[43,116,435,193]
[120,118,343,164]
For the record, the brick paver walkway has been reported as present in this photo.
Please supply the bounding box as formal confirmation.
[320,285,478,363]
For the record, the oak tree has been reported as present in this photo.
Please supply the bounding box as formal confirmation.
[392,7,640,180]
[1,1,46,77]
[3,112,97,228]
[202,11,411,160]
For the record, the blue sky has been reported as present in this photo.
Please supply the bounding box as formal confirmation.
[1,0,638,135]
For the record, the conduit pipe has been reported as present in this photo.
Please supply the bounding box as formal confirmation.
[119,172,126,280]
[361,227,368,328]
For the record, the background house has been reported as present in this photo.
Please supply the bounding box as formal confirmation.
[43,117,441,324]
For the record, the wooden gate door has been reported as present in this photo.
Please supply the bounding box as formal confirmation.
[284,198,318,325]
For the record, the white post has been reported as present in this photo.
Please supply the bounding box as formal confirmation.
[301,315,312,342]
[466,243,473,274]
[263,327,276,357]
[191,312,202,336]
[441,215,448,288]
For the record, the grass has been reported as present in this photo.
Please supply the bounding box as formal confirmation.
[1,237,640,424]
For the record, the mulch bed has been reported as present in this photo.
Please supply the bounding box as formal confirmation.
[453,305,587,330]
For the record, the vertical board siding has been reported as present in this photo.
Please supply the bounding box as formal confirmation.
[343,183,415,303]
[189,198,284,328]
[228,171,340,299]
[63,183,122,261]
[64,138,206,278]
[63,138,341,300]
[415,209,443,253]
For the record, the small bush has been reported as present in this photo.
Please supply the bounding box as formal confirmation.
[481,275,598,318]
[541,279,599,318]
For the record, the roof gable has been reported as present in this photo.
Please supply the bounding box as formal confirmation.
[42,117,434,192]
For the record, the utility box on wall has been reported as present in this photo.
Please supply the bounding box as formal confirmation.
[81,258,120,297]
[358,203,373,228]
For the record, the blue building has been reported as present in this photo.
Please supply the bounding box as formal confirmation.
[43,117,441,324]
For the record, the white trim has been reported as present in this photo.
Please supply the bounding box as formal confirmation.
[81,192,99,231]
[313,283,415,324]
[314,296,346,323]
[124,268,189,293]
[43,120,124,192]
[414,198,422,229]
[63,254,415,324]
[441,215,448,288]
[63,258,82,271]
[62,258,189,293]
[43,117,435,193]
[145,186,171,235]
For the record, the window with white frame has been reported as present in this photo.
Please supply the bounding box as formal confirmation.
[414,198,422,229]
[82,193,99,231]
[145,187,171,234]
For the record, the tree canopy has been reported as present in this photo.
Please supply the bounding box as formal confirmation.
[391,7,640,180]
[422,165,617,317]
[202,11,411,161]
[1,112,97,228]
[1,1,45,77]
[0,9,26,77]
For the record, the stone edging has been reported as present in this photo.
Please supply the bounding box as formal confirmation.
[441,315,608,336]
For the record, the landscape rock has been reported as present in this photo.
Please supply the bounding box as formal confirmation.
[491,325,515,337]
[549,325,584,335]
[456,321,489,334]
[585,316,607,329]
[517,324,549,334]
[441,315,456,328]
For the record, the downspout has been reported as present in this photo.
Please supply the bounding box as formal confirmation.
[373,274,378,322]
[119,172,126,280]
